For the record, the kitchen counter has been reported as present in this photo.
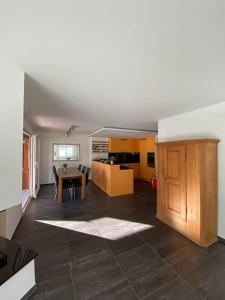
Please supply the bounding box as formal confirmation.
[93,160,140,179]
[91,161,134,197]
[0,237,37,286]
[0,236,38,299]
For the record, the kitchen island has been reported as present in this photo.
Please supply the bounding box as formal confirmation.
[91,161,134,197]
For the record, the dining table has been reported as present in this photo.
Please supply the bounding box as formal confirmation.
[57,167,86,203]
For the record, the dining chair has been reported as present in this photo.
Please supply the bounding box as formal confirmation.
[73,167,91,197]
[71,166,85,186]
[82,166,87,173]
[52,165,74,200]
[85,168,91,185]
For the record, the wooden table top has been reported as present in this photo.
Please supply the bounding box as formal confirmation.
[58,167,84,178]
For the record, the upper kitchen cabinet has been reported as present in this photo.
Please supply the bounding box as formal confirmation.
[109,138,139,152]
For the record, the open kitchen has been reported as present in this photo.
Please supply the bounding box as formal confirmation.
[91,136,156,197]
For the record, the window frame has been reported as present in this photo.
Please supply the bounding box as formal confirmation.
[52,143,80,162]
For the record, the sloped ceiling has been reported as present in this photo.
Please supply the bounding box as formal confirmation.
[1,1,225,134]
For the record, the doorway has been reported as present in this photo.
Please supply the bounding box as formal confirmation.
[22,132,31,210]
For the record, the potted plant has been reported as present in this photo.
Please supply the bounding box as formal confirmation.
[62,163,68,172]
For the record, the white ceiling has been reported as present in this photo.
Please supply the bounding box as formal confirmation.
[1,1,225,134]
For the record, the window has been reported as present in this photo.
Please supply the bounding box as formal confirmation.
[53,144,80,161]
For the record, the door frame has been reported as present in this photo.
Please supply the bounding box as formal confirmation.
[22,129,40,212]
[31,134,40,198]
[22,130,32,211]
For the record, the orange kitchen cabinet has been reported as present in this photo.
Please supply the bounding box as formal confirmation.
[139,136,156,181]
[109,138,139,152]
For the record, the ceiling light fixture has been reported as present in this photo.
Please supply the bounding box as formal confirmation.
[67,125,78,136]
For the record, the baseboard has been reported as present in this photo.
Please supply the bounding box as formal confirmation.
[34,186,40,198]
[22,197,31,213]
[21,284,37,300]
[40,183,54,186]
[218,236,225,244]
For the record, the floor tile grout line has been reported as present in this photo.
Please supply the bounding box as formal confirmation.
[101,234,140,299]
[112,241,180,299]
[144,242,206,300]
[34,271,73,288]
[139,276,180,300]
[70,269,77,300]
[112,240,203,300]
[114,243,147,258]
[113,256,140,300]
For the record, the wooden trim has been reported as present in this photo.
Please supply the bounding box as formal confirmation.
[156,139,220,146]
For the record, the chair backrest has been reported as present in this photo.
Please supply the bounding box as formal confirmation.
[78,164,82,171]
[82,166,87,174]
[52,165,58,185]
[85,167,91,184]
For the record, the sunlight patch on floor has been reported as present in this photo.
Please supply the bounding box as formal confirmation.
[35,217,154,240]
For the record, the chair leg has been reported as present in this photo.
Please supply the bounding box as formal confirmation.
[72,185,75,199]
[54,186,58,201]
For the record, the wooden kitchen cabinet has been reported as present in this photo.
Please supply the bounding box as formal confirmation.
[109,138,139,152]
[156,139,219,247]
[139,136,156,180]
[121,163,140,178]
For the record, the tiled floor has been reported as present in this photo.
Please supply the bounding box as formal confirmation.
[14,180,225,300]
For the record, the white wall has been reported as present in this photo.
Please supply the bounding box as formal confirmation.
[0,64,24,239]
[0,65,24,211]
[5,205,22,239]
[158,101,225,239]
[23,115,36,134]
[39,132,91,184]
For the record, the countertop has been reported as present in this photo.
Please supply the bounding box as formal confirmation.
[0,236,38,286]
[92,160,137,167]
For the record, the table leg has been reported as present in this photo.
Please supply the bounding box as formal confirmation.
[81,175,86,199]
[58,177,63,203]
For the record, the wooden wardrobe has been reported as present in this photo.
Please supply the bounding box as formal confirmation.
[156,139,219,247]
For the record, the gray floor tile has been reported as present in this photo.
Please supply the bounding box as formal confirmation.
[182,260,225,300]
[90,286,138,300]
[117,245,177,298]
[211,247,225,267]
[104,226,144,255]
[36,262,71,283]
[69,235,111,264]
[143,277,202,300]
[71,252,129,300]
[13,182,225,300]
[29,274,75,300]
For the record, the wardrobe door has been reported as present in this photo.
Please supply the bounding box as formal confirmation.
[165,145,187,225]
[156,145,167,218]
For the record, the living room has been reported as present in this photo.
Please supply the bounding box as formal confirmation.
[1,1,225,299]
